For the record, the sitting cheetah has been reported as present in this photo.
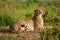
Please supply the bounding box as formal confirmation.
[9,9,44,33]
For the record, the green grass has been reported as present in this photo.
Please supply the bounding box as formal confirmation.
[39,25,60,40]
[0,0,60,40]
[0,0,60,26]
[0,4,60,26]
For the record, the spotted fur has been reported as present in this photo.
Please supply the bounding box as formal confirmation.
[9,9,44,33]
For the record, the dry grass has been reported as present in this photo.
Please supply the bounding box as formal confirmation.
[0,26,41,40]
[0,25,60,40]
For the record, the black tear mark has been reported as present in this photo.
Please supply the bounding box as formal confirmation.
[21,24,25,27]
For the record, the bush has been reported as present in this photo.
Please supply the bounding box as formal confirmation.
[0,15,14,26]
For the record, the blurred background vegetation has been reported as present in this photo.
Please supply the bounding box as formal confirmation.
[0,0,60,40]
[0,0,60,26]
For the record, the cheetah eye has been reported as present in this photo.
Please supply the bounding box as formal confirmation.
[21,24,25,27]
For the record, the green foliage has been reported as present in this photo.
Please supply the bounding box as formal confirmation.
[38,25,60,40]
[0,0,60,40]
[43,6,55,22]
[0,15,14,26]
[0,0,60,26]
